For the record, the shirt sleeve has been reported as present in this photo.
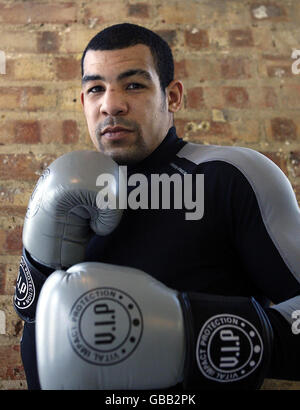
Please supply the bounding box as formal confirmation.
[177,142,300,380]
[228,162,300,303]
[224,155,300,380]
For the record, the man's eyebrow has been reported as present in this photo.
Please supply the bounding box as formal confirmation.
[117,69,152,82]
[82,69,152,85]
[82,74,104,85]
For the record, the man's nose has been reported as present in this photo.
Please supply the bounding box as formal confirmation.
[100,89,128,116]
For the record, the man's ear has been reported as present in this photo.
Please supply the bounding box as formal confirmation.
[80,91,85,108]
[166,80,184,113]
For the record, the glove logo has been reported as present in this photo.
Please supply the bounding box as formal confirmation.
[14,256,35,310]
[196,314,263,383]
[68,287,143,366]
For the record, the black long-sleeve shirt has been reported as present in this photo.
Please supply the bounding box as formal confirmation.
[86,126,300,381]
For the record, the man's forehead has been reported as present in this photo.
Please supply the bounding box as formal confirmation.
[84,44,155,73]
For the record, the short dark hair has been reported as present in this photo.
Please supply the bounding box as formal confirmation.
[81,23,174,93]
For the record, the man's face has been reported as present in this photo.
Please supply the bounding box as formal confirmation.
[81,44,175,165]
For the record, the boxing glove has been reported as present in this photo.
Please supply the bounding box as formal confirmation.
[23,150,123,269]
[35,262,273,390]
[14,151,123,322]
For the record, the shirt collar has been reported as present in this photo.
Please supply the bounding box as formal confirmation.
[127,126,185,174]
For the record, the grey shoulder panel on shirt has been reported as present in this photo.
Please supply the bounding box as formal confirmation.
[271,295,300,326]
[176,142,300,283]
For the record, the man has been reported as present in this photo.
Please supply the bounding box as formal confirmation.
[14,23,300,390]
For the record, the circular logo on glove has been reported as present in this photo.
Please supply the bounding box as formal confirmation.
[68,287,143,366]
[14,256,35,310]
[196,314,263,383]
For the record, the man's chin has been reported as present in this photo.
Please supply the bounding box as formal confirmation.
[102,148,145,166]
[111,152,144,166]
[96,134,149,165]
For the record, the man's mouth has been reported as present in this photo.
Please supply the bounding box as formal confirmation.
[101,126,133,140]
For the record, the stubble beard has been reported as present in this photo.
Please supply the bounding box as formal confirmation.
[94,94,168,165]
[95,119,150,166]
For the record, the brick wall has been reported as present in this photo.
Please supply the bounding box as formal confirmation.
[0,0,299,390]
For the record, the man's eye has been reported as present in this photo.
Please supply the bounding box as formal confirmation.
[87,86,104,94]
[127,83,145,90]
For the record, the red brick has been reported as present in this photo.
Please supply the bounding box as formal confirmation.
[184,29,209,49]
[205,121,231,137]
[0,120,43,144]
[0,119,75,144]
[279,85,300,109]
[4,226,22,255]
[62,120,79,144]
[202,87,223,109]
[19,86,45,106]
[222,87,250,108]
[263,87,278,108]
[38,119,79,144]
[270,118,297,141]
[0,2,77,24]
[262,54,291,61]
[0,87,56,111]
[128,3,149,18]
[55,57,81,81]
[37,31,60,53]
[186,87,206,109]
[228,29,254,47]
[220,57,251,79]
[14,121,41,144]
[174,60,188,79]
[40,120,63,144]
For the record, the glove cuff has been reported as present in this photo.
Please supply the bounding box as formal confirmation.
[13,248,53,323]
[179,292,273,390]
